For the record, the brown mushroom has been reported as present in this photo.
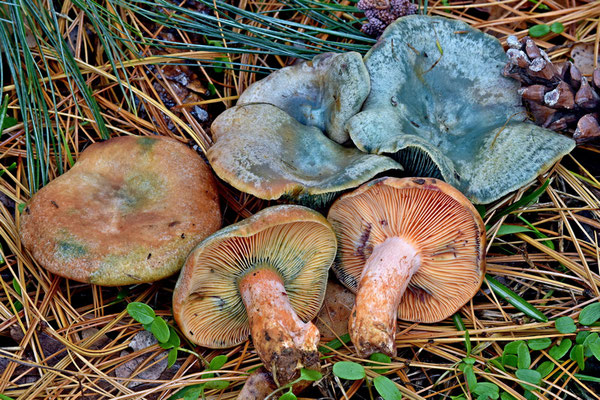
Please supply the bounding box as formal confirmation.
[327,177,485,358]
[19,135,221,286]
[173,205,336,385]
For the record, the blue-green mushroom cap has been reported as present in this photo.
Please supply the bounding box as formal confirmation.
[345,15,575,204]
[238,52,370,144]
[207,103,402,208]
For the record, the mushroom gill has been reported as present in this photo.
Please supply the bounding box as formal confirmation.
[328,177,485,357]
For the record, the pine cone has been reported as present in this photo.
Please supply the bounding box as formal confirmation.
[357,0,417,38]
[503,35,600,145]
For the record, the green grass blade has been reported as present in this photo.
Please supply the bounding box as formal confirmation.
[486,275,548,322]
[491,179,550,223]
[452,313,472,355]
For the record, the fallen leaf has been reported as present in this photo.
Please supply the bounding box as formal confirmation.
[314,280,355,339]
[571,44,599,76]
[115,331,168,388]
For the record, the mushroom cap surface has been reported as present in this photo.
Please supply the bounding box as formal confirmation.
[328,177,486,323]
[207,103,402,208]
[237,52,370,144]
[19,135,222,286]
[173,205,337,348]
[345,15,575,204]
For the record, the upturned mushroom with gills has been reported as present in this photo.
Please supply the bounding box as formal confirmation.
[328,177,486,358]
[173,205,336,385]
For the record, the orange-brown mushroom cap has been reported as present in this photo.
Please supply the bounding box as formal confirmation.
[19,135,221,286]
[172,205,337,349]
[328,177,486,323]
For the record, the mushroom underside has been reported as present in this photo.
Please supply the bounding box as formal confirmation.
[173,206,337,384]
[328,177,486,357]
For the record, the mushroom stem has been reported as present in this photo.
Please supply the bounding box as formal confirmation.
[239,268,320,386]
[349,236,420,358]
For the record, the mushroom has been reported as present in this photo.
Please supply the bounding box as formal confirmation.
[172,205,336,385]
[237,52,370,144]
[207,103,402,208]
[19,135,221,286]
[345,15,574,204]
[327,177,486,358]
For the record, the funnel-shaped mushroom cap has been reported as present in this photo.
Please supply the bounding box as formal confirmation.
[346,15,575,204]
[207,104,402,208]
[237,52,369,144]
[173,205,336,348]
[328,177,486,323]
[19,135,221,286]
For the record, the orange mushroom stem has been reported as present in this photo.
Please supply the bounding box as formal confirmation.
[239,268,320,385]
[350,237,421,358]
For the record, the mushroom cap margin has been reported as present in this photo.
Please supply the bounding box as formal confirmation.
[237,51,370,144]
